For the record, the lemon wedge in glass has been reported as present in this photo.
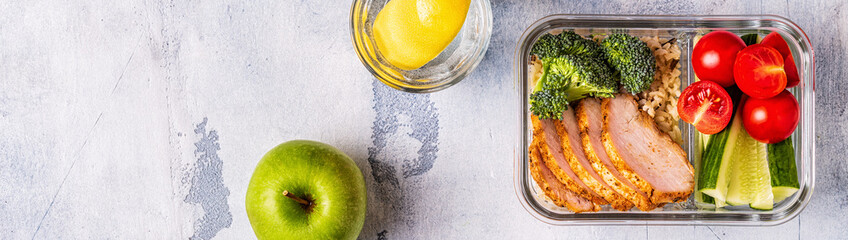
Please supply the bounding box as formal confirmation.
[372,0,471,70]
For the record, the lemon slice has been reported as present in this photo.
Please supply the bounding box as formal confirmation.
[372,0,471,70]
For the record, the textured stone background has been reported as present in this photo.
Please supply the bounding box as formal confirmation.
[1,0,846,239]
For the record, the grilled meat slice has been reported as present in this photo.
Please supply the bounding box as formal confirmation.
[576,98,655,211]
[555,108,634,211]
[529,140,600,213]
[531,115,608,205]
[601,94,694,204]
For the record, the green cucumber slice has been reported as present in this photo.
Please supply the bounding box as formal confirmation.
[773,187,799,203]
[694,132,715,205]
[768,136,800,203]
[698,106,744,207]
[725,127,774,210]
[697,191,715,205]
[741,33,760,46]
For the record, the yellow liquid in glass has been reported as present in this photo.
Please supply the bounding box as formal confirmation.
[372,0,471,70]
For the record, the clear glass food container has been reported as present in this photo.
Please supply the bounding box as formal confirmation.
[350,0,493,93]
[513,15,815,225]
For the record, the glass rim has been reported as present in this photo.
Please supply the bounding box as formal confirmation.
[349,0,494,93]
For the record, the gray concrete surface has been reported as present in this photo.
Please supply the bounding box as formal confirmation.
[1,0,846,239]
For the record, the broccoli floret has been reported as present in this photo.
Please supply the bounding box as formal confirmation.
[530,55,618,119]
[601,33,656,94]
[531,31,604,59]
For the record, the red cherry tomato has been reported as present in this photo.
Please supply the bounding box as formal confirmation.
[762,32,800,88]
[678,80,733,134]
[784,53,800,88]
[761,32,791,57]
[692,31,747,87]
[734,44,787,99]
[742,90,799,144]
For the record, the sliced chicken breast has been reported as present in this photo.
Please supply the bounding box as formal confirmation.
[601,94,694,204]
[529,140,599,213]
[555,108,634,211]
[531,115,607,205]
[576,98,655,211]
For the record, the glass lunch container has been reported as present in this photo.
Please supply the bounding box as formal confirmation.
[513,15,815,225]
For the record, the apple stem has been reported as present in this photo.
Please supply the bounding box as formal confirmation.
[282,190,311,206]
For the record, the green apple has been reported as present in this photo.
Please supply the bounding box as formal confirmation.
[246,140,367,240]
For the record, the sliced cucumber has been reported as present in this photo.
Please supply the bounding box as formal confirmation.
[695,132,715,205]
[697,191,715,205]
[773,187,798,204]
[741,33,760,46]
[725,127,774,210]
[768,136,800,203]
[698,107,744,207]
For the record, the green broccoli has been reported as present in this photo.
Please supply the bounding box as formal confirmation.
[530,55,618,119]
[531,31,604,59]
[601,33,656,94]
